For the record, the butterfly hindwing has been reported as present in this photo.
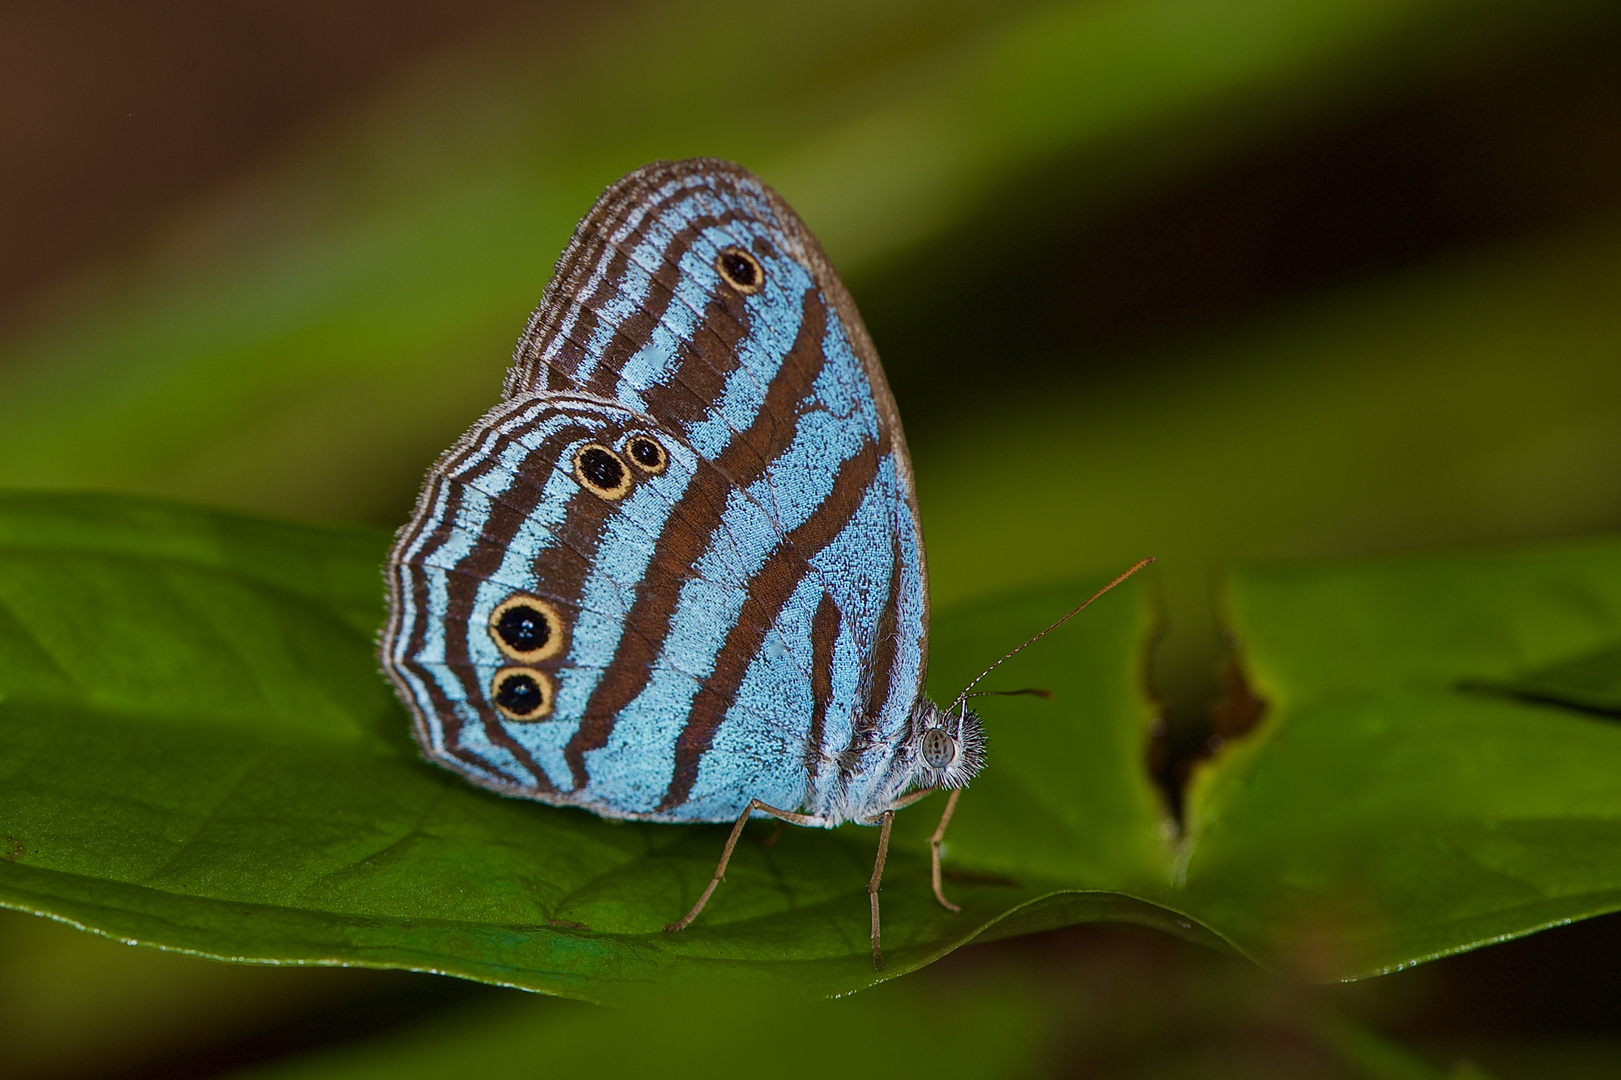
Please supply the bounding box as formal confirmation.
[383,160,929,824]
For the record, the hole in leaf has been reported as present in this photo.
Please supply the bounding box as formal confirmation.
[1149,655,1269,827]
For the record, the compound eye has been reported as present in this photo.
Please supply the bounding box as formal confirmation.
[489,595,565,661]
[624,435,668,475]
[573,444,633,499]
[715,246,764,294]
[920,728,956,770]
[492,667,554,721]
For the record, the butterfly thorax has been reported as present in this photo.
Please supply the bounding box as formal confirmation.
[810,698,986,826]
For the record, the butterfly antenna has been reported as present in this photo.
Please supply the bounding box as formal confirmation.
[948,557,1155,715]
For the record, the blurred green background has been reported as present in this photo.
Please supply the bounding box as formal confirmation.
[2,0,1619,1076]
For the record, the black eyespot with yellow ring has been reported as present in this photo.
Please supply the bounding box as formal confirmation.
[623,434,668,475]
[572,443,633,499]
[492,667,554,721]
[715,246,764,295]
[488,594,565,662]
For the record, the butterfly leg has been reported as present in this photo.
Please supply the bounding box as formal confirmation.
[665,799,817,933]
[868,809,896,970]
[928,788,963,913]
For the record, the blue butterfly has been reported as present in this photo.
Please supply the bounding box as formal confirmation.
[381,158,1143,966]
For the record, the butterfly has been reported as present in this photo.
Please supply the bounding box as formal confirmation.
[380,158,1147,967]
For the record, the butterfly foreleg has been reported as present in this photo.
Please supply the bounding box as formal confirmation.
[928,788,963,914]
[664,799,819,934]
[870,786,961,915]
[867,809,896,970]
[862,787,940,971]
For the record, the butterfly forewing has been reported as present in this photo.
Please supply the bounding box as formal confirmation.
[383,159,929,826]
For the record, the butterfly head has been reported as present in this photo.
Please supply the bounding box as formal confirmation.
[907,699,986,791]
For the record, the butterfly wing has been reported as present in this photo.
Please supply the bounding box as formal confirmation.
[383,160,927,824]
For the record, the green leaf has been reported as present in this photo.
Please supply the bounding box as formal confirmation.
[0,492,1198,1002]
[1180,540,1621,979]
[7,492,1621,995]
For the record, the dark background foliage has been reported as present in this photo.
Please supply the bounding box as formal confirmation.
[3,1,1620,1076]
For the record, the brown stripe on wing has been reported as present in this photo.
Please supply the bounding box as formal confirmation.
[568,208,756,423]
[555,428,740,788]
[442,428,620,792]
[388,479,454,749]
[404,409,616,793]
[864,535,907,731]
[396,411,541,729]
[506,172,656,394]
[804,591,842,786]
[430,412,601,643]
[510,169,762,407]
[558,289,832,788]
[505,161,851,491]
[840,530,905,784]
[391,395,573,621]
[429,559,669,660]
[611,211,761,423]
[392,522,546,787]
[634,237,826,494]
[658,435,885,812]
[708,262,829,486]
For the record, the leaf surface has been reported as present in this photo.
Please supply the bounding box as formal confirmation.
[1181,541,1621,977]
[0,492,1190,1001]
[5,494,1621,993]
